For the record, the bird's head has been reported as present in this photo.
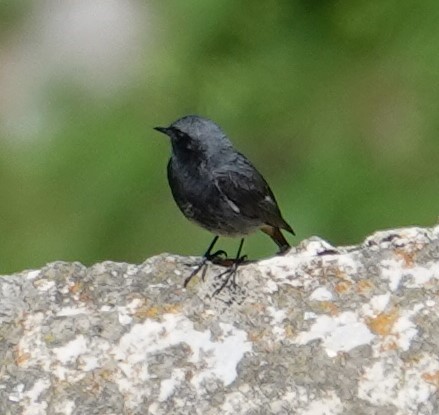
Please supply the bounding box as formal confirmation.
[154,115,233,160]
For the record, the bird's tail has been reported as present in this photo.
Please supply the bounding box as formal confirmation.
[260,225,290,253]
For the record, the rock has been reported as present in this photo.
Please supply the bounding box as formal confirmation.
[1,225,438,415]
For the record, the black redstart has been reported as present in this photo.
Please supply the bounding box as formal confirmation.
[154,115,294,292]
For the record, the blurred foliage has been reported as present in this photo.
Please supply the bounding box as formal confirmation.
[0,0,438,273]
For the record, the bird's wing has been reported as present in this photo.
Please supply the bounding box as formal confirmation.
[213,154,294,234]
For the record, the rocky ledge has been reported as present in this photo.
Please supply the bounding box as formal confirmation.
[1,225,439,415]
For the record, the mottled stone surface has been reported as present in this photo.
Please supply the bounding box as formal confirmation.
[1,225,438,415]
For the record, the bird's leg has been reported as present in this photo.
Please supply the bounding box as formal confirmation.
[184,236,228,287]
[212,238,246,296]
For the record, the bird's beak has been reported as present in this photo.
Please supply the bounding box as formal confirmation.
[154,126,170,135]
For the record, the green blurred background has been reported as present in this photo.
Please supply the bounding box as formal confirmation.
[1,0,438,273]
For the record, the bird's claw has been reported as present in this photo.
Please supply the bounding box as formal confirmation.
[184,248,229,287]
[212,254,246,296]
[183,257,208,287]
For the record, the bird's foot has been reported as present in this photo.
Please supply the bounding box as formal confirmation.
[208,249,228,264]
[212,254,247,296]
[183,249,228,287]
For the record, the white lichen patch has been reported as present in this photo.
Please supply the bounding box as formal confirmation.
[17,313,109,388]
[404,263,439,287]
[391,309,420,351]
[369,293,391,313]
[380,258,439,291]
[358,354,439,413]
[294,312,375,357]
[361,293,391,317]
[79,354,99,371]
[56,306,89,316]
[51,336,94,383]
[258,247,359,293]
[304,311,318,320]
[267,306,287,341]
[26,270,41,280]
[310,287,333,301]
[267,306,287,325]
[294,288,423,363]
[358,360,399,406]
[8,383,24,403]
[53,399,75,415]
[111,314,252,408]
[53,335,88,365]
[158,368,185,402]
[380,259,403,291]
[15,378,51,415]
[302,390,343,415]
[117,298,144,325]
[17,312,52,371]
[264,278,279,293]
[325,253,358,276]
[301,238,336,256]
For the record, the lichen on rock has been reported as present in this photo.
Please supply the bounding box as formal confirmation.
[1,225,438,414]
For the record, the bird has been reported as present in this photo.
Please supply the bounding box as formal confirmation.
[154,115,294,292]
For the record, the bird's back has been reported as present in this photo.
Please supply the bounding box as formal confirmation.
[211,151,293,233]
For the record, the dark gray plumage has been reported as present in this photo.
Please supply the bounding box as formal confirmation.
[154,115,294,251]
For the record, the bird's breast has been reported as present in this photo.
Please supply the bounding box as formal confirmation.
[167,158,215,209]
